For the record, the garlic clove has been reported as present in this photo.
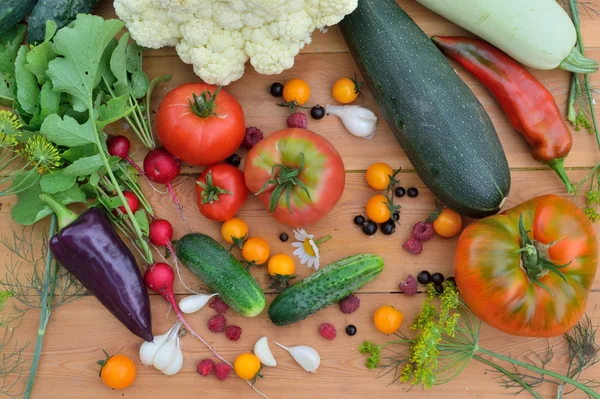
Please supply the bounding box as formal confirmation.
[274,341,320,373]
[153,334,178,371]
[179,293,218,314]
[254,336,277,367]
[161,343,183,375]
[139,323,178,366]
[326,104,377,139]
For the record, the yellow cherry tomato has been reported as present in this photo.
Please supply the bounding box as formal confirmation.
[267,253,296,277]
[433,208,463,238]
[283,79,310,105]
[332,75,362,104]
[99,354,136,390]
[242,237,270,265]
[234,353,262,380]
[373,305,404,335]
[221,218,248,246]
[366,194,391,224]
[366,162,393,190]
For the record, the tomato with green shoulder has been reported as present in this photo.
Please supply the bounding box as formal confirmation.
[454,194,598,338]
[244,128,345,227]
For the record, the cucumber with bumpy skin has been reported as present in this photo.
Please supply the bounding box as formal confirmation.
[268,254,383,326]
[0,0,38,34]
[176,233,266,317]
[27,0,99,44]
[340,0,511,218]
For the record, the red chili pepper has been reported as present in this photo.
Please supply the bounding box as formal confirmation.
[432,36,573,193]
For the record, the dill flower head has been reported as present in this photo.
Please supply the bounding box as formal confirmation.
[21,135,61,174]
[0,110,23,147]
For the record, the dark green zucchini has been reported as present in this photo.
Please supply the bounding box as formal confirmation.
[27,0,99,44]
[340,0,510,218]
[0,0,38,34]
[268,254,383,326]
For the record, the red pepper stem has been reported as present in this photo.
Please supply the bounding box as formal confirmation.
[546,158,573,194]
[559,47,599,74]
[39,193,79,230]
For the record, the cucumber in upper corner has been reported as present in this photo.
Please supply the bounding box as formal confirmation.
[27,0,99,44]
[339,0,511,218]
[0,0,39,35]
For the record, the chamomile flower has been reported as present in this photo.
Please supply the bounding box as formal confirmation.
[291,229,331,271]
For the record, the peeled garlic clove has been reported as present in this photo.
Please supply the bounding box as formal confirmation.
[254,336,277,367]
[139,323,177,366]
[153,335,178,371]
[179,293,218,314]
[326,104,377,139]
[161,343,183,375]
[274,341,320,373]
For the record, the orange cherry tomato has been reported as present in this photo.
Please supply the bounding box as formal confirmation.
[283,79,310,105]
[332,75,362,104]
[366,162,393,190]
[242,237,270,265]
[373,305,404,334]
[234,353,262,380]
[221,218,249,246]
[366,194,391,224]
[267,254,296,277]
[99,354,136,390]
[433,208,463,238]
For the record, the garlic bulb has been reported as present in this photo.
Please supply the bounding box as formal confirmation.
[274,341,320,373]
[326,104,377,139]
[139,321,184,375]
[254,336,277,367]
[179,293,218,314]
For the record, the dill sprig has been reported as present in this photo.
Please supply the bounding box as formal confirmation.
[0,326,27,399]
[359,284,600,398]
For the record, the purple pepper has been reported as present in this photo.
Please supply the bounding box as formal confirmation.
[41,194,152,341]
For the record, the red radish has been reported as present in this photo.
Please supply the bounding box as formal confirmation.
[143,263,228,363]
[149,219,173,247]
[116,191,140,214]
[144,147,188,224]
[107,136,146,177]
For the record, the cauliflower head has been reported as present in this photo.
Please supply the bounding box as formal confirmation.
[113,0,358,85]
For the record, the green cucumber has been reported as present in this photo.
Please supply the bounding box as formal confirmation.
[340,0,511,218]
[27,0,99,44]
[176,233,265,317]
[0,0,38,34]
[268,254,383,326]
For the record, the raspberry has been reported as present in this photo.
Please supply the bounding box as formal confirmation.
[209,297,229,314]
[399,274,418,296]
[225,325,242,341]
[196,359,215,376]
[339,295,360,314]
[243,127,263,148]
[402,236,423,255]
[412,222,434,241]
[287,112,307,129]
[319,323,337,340]
[207,314,226,333]
[215,363,232,381]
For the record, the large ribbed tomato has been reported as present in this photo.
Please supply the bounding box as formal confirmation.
[454,195,597,337]
[244,128,345,227]
[155,83,245,166]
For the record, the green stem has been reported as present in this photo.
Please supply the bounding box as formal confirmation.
[127,96,152,149]
[88,102,153,263]
[316,235,332,246]
[546,158,574,193]
[478,348,600,398]
[39,193,78,230]
[116,163,154,216]
[23,214,57,399]
[472,354,543,399]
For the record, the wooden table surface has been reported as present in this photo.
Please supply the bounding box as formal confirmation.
[4,1,600,398]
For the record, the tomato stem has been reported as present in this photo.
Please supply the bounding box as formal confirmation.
[197,170,232,204]
[189,86,222,118]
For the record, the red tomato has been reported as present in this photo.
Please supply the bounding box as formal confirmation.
[454,195,598,338]
[155,83,245,166]
[195,164,248,222]
[244,128,345,227]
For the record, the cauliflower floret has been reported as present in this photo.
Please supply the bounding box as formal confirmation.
[114,0,181,48]
[114,0,358,85]
[178,19,248,85]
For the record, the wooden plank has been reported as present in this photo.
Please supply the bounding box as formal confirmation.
[110,50,600,172]
[9,292,600,399]
[95,0,600,56]
[2,170,599,295]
